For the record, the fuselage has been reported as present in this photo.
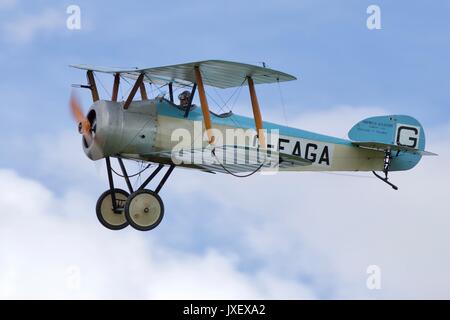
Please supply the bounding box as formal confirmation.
[83,98,421,172]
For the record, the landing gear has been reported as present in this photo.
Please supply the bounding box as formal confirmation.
[372,149,399,190]
[125,190,164,231]
[95,157,175,231]
[96,188,129,230]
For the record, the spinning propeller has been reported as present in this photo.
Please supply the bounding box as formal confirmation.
[70,92,94,146]
[69,91,104,160]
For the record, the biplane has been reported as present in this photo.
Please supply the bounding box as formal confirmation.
[69,60,436,231]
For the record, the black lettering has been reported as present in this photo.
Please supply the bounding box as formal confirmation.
[292,141,301,156]
[278,138,290,151]
[305,143,318,162]
[397,126,418,148]
[318,146,330,165]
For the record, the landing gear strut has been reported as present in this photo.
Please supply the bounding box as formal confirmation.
[95,157,175,231]
[372,149,398,190]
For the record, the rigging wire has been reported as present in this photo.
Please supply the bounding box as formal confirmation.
[228,82,244,112]
[210,78,246,112]
[135,161,145,189]
[276,78,289,126]
[94,73,112,99]
[204,90,243,130]
[200,73,246,129]
[211,148,266,178]
[317,172,376,179]
[156,83,170,95]
[212,86,227,106]
[219,78,246,112]
[119,75,133,99]
[205,90,226,113]
[111,161,152,178]
[119,76,125,101]
[144,74,165,96]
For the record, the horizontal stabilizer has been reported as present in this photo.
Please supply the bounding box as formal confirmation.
[352,141,437,156]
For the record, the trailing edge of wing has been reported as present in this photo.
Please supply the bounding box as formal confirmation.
[70,60,297,89]
[352,141,437,156]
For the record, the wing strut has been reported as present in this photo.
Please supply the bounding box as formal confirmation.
[194,66,215,144]
[184,84,197,118]
[140,82,148,100]
[86,70,100,102]
[247,76,266,148]
[124,73,144,109]
[168,82,174,103]
[111,73,120,102]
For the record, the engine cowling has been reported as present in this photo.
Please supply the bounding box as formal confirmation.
[83,100,157,160]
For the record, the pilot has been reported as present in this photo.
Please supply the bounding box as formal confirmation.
[178,90,191,108]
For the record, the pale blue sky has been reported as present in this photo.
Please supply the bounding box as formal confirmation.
[2,1,450,126]
[1,0,450,299]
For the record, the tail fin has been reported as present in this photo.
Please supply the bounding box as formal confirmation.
[348,115,435,171]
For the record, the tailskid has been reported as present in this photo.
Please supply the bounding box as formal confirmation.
[372,149,398,190]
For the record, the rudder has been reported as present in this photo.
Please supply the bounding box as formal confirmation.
[348,115,426,171]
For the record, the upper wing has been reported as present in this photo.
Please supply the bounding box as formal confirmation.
[144,145,312,174]
[352,141,437,156]
[70,60,297,89]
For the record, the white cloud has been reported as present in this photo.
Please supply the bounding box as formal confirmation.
[265,105,386,139]
[288,105,387,139]
[0,169,315,299]
[3,8,65,44]
[34,131,104,183]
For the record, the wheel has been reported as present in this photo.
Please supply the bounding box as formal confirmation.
[96,188,129,230]
[124,189,164,231]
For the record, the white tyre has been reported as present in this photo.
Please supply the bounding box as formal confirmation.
[125,190,164,231]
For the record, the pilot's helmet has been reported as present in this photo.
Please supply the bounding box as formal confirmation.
[178,90,191,101]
